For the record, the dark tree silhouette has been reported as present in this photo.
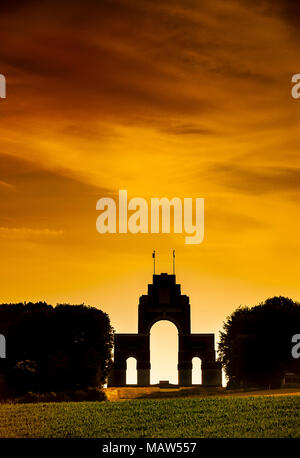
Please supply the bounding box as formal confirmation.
[0,302,114,395]
[218,296,300,388]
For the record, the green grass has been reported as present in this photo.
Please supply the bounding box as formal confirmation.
[0,396,299,438]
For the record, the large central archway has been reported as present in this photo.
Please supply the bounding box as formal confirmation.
[150,320,178,385]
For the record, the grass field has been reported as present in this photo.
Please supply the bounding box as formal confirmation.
[0,395,299,438]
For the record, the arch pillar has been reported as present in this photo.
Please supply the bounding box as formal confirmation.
[178,360,192,386]
[137,361,151,386]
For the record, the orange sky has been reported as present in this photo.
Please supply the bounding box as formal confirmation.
[0,0,300,384]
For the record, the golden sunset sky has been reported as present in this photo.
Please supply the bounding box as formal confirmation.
[0,0,299,383]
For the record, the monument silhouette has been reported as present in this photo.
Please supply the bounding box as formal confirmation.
[108,273,222,386]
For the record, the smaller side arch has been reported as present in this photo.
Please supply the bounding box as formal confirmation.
[108,333,150,386]
[192,357,202,385]
[126,357,137,385]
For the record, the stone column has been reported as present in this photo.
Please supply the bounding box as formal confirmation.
[137,361,150,386]
[178,360,192,386]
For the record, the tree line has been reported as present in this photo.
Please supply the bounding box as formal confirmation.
[0,296,299,397]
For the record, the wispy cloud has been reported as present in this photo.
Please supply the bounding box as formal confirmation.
[211,164,300,196]
[0,227,64,241]
[0,180,15,190]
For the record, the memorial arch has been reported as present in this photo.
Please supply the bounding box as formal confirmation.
[108,273,222,387]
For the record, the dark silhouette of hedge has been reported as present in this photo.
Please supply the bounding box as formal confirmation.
[218,296,300,388]
[0,302,114,395]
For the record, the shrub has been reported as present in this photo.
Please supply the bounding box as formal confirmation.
[14,387,107,403]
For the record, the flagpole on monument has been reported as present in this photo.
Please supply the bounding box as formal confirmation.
[173,249,175,275]
[152,250,156,275]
